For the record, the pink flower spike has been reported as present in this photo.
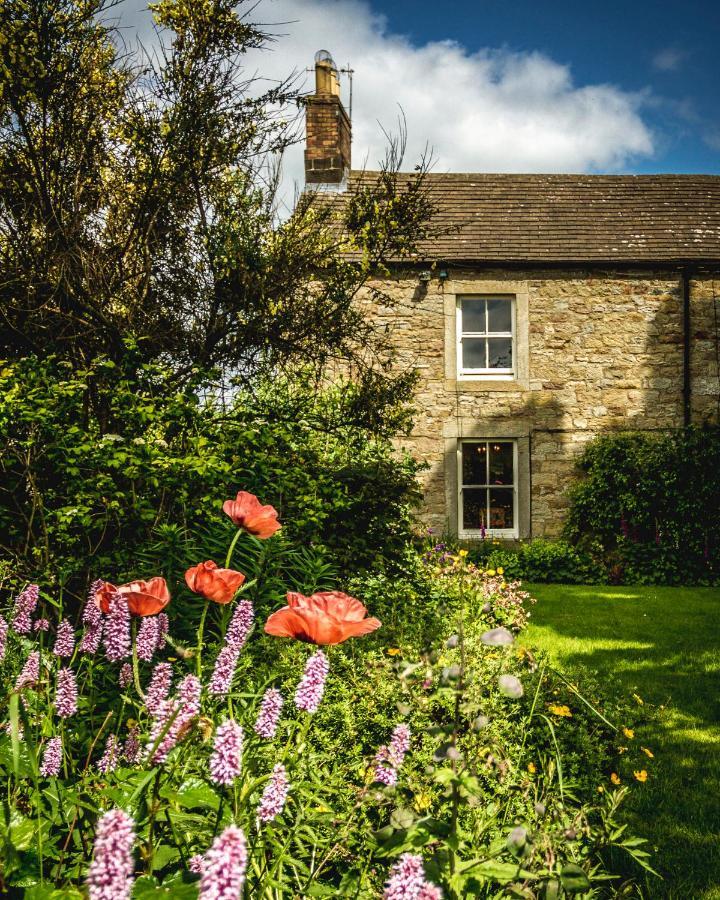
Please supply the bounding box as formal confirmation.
[294,650,329,714]
[0,618,7,661]
[33,618,50,632]
[136,616,159,662]
[40,736,62,777]
[257,763,290,823]
[53,619,75,658]
[156,613,169,650]
[373,758,398,787]
[98,734,121,774]
[119,663,133,689]
[199,825,247,899]
[388,724,411,769]
[253,687,284,739]
[80,580,104,653]
[188,854,205,874]
[147,674,201,764]
[208,645,240,697]
[104,592,131,662]
[87,809,136,900]
[226,599,254,649]
[384,854,433,900]
[15,650,40,690]
[124,726,141,764]
[145,662,173,717]
[209,719,243,786]
[55,667,78,718]
[11,584,39,634]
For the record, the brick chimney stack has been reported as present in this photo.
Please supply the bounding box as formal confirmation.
[304,50,351,189]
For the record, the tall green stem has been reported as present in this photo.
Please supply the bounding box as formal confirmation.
[225,527,243,569]
[196,600,210,678]
[131,618,144,697]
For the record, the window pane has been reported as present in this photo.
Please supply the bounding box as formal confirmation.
[488,442,514,485]
[462,488,488,530]
[462,442,487,485]
[461,299,486,333]
[488,337,512,369]
[462,338,487,370]
[487,298,512,333]
[489,488,514,529]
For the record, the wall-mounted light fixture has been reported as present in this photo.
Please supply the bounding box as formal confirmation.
[418,270,432,283]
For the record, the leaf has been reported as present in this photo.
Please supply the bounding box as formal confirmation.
[559,864,591,892]
[132,874,199,898]
[459,859,536,882]
[152,844,180,872]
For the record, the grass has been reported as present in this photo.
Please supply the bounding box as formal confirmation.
[524,583,720,900]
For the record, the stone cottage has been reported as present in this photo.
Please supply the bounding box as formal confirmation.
[304,52,720,540]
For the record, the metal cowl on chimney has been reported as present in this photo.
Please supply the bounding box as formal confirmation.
[304,50,351,190]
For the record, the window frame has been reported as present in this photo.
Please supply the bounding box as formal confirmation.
[456,295,516,380]
[457,439,519,539]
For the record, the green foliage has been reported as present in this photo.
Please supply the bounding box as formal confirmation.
[0,354,420,593]
[564,427,720,585]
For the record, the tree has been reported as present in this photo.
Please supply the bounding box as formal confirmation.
[0,0,442,433]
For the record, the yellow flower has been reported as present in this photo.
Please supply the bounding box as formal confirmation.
[527,762,536,774]
[622,727,634,739]
[633,693,644,706]
[413,792,432,811]
[386,648,401,656]
[641,747,654,758]
[486,568,496,576]
[497,566,504,575]
[610,772,621,785]
[500,582,507,590]
[549,705,572,718]
[634,770,648,782]
[618,746,628,754]
[597,785,605,793]
[458,549,468,558]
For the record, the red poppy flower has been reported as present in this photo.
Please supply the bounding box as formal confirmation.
[94,577,171,617]
[264,590,381,645]
[185,561,246,604]
[222,491,281,539]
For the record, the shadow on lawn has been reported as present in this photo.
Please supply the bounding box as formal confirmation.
[525,584,720,900]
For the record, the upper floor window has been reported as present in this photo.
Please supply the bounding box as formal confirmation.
[456,296,514,378]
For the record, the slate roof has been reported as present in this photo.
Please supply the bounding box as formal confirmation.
[348,171,720,264]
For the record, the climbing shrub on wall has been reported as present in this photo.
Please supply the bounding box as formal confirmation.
[564,427,720,584]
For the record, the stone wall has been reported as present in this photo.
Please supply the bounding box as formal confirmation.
[361,268,720,538]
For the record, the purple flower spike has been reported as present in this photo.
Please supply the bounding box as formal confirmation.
[55,667,78,718]
[145,662,173,717]
[188,854,205,874]
[0,618,7,661]
[388,724,411,768]
[40,736,63,777]
[80,582,104,655]
[15,650,40,690]
[98,734,121,774]
[53,619,75,658]
[294,650,329,714]
[208,645,240,697]
[253,687,283,739]
[199,825,247,900]
[87,809,135,900]
[33,618,50,632]
[136,617,159,662]
[257,763,290,823]
[227,599,254,649]
[104,592,130,662]
[209,720,243,786]
[12,584,39,634]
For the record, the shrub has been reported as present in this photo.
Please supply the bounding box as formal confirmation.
[565,427,720,585]
[0,355,421,593]
[452,539,604,585]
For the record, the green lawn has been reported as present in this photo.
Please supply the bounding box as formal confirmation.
[524,584,720,900]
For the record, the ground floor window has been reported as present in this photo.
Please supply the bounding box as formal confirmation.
[458,439,518,537]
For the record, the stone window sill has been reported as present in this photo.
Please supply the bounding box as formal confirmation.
[444,379,528,393]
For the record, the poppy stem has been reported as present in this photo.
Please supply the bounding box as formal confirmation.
[131,619,144,698]
[224,528,243,570]
[196,600,210,678]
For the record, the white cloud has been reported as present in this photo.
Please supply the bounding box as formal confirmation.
[652,47,686,72]
[117,0,655,203]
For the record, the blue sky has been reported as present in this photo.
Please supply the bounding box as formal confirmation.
[369,0,719,173]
